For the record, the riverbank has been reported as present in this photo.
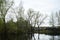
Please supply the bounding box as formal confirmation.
[0,27,60,35]
[32,27,60,35]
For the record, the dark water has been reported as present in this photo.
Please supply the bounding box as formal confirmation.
[0,33,60,40]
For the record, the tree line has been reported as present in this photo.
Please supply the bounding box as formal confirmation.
[0,0,60,33]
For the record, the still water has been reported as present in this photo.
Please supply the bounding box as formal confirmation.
[32,33,60,40]
[0,33,60,40]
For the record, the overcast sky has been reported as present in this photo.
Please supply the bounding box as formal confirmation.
[6,0,60,26]
[14,0,60,14]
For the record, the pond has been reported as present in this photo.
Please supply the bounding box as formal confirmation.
[32,33,60,40]
[0,33,60,40]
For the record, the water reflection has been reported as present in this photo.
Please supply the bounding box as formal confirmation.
[32,33,60,40]
[0,33,60,40]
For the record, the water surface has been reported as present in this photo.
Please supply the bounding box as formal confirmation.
[0,33,60,40]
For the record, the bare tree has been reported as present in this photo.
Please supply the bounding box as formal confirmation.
[26,8,35,25]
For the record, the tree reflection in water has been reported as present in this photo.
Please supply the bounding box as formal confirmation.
[0,33,32,40]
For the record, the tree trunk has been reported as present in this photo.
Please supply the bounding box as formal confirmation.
[3,18,7,40]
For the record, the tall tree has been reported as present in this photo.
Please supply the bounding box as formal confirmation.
[0,0,14,27]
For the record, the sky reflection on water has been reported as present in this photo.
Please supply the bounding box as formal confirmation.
[32,33,60,40]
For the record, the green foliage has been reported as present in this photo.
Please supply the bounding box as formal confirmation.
[0,18,4,32]
[6,20,17,33]
[6,17,31,33]
[17,17,31,33]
